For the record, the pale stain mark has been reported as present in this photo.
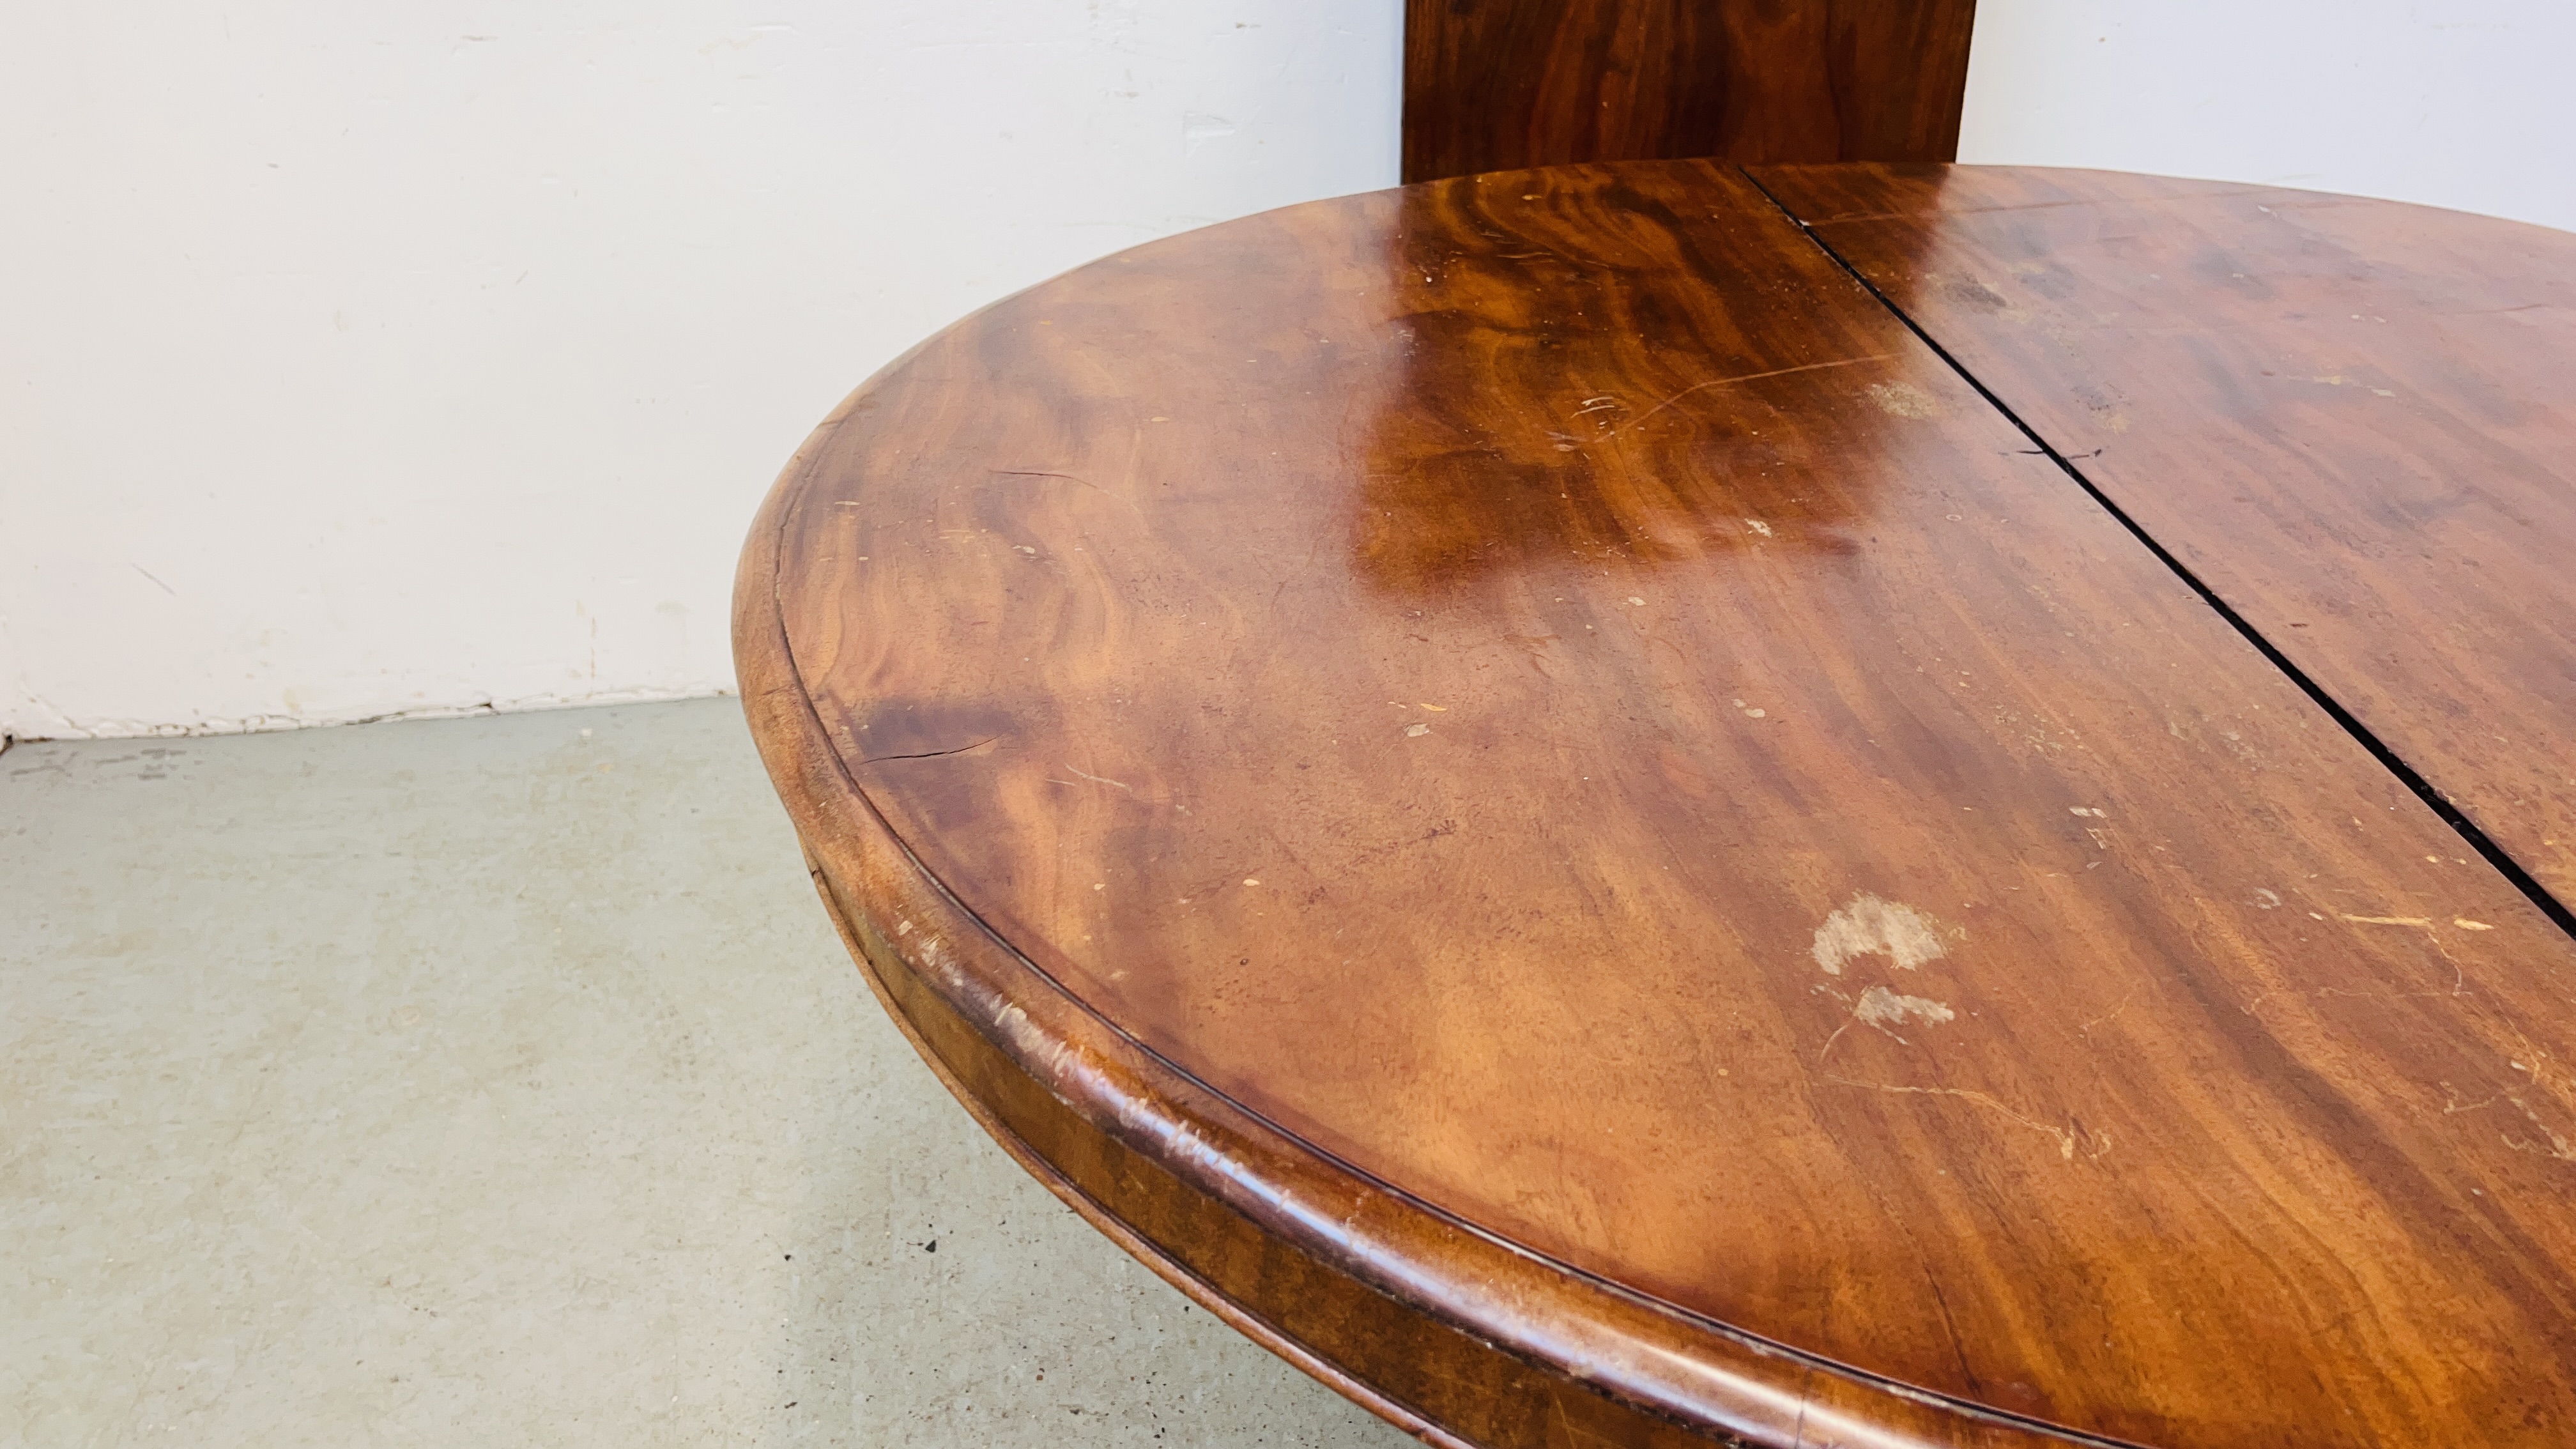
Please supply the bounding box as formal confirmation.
[1811,893,1949,976]
[1854,985,1956,1041]
[1866,381,1943,419]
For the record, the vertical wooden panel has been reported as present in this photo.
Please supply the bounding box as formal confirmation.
[1402,0,1976,183]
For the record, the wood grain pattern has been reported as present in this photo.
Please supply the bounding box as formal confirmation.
[739,160,2576,1448]
[1755,162,2576,910]
[738,365,2067,1449]
[1402,0,1977,183]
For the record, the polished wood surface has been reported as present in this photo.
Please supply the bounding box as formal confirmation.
[739,160,2576,1448]
[1756,162,2576,910]
[1401,1,1975,183]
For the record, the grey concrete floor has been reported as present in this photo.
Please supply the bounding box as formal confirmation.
[2,699,1410,1448]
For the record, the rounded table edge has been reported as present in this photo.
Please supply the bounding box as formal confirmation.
[731,348,2146,1449]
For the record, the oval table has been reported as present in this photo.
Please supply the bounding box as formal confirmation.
[735,162,2576,1448]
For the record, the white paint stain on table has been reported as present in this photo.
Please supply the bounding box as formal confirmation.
[1811,893,1949,976]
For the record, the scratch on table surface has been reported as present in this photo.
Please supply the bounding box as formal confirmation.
[2334,912,2473,997]
[1799,187,2275,227]
[993,468,1107,492]
[1061,763,1134,793]
[2079,986,2141,1039]
[857,736,999,766]
[2504,1098,2576,1163]
[1820,1074,2099,1161]
[2442,1082,2503,1116]
[1816,1023,1850,1063]
[1544,1391,1625,1448]
[1591,355,1897,441]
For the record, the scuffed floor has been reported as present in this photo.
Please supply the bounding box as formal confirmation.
[1,698,1406,1447]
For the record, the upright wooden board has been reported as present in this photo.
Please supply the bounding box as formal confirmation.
[740,161,2576,1448]
[1402,1,1975,183]
[1756,163,2576,909]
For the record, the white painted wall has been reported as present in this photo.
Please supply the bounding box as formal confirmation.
[6,2,2570,740]
[0,3,1401,740]
[1959,1,2576,234]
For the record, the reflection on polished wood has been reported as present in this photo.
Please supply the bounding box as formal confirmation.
[737,160,2576,1448]
[1756,162,2576,907]
[1400,0,1976,183]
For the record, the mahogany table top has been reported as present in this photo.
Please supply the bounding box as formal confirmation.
[736,161,2576,1449]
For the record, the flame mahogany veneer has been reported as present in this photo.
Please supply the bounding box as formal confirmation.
[1399,1,1977,183]
[737,162,2576,1448]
